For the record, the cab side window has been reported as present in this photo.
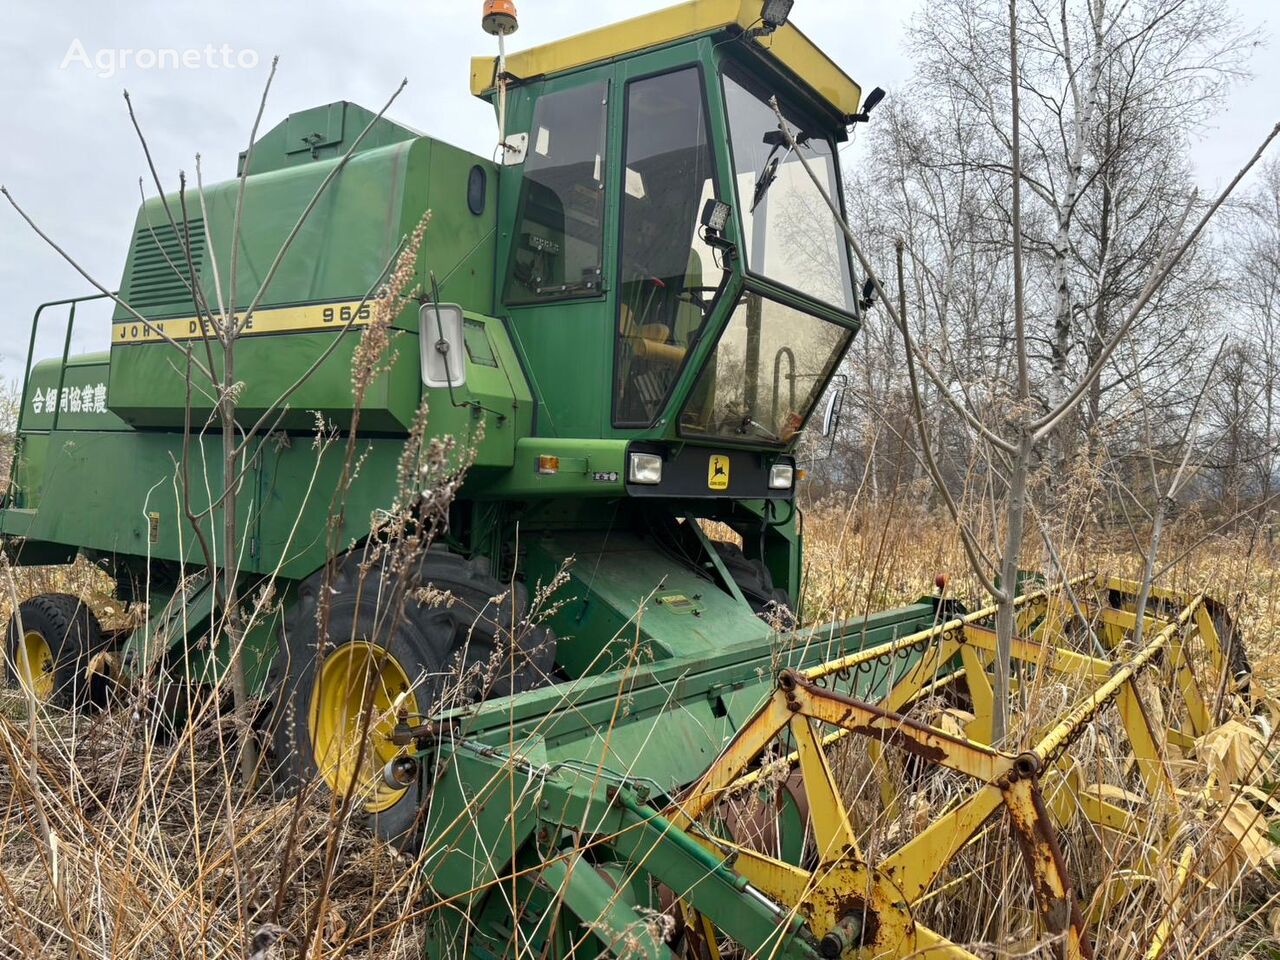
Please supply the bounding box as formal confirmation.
[505,81,608,304]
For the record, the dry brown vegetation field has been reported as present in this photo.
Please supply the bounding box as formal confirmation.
[0,500,1277,959]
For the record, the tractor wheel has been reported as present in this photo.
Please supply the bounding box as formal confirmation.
[266,550,556,846]
[4,593,103,708]
[710,541,796,629]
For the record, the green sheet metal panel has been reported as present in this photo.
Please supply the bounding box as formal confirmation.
[415,312,534,472]
[8,355,130,513]
[18,355,131,435]
[110,327,422,432]
[106,125,499,432]
[238,101,418,175]
[1,426,400,579]
[409,137,499,314]
[448,599,946,791]
[112,140,413,324]
[469,437,627,498]
[419,739,546,901]
[523,529,773,676]
[6,429,247,564]
[3,309,531,579]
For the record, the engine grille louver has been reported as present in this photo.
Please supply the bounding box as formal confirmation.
[124,220,206,309]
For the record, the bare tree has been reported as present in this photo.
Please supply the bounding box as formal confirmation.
[1205,161,1280,526]
[908,0,1249,448]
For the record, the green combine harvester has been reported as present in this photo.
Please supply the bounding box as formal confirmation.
[4,3,1261,958]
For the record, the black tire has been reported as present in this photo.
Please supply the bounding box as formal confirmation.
[709,541,796,629]
[4,593,103,708]
[265,550,555,846]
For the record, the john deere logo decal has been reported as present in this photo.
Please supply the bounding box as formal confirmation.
[708,454,730,491]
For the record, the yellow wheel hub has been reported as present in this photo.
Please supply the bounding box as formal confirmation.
[309,641,419,813]
[15,630,55,701]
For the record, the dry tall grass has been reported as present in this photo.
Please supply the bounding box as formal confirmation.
[1,498,1277,959]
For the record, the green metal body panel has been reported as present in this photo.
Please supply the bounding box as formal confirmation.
[419,599,942,955]
[470,438,628,499]
[112,329,425,434]
[109,128,498,432]
[234,102,420,176]
[2,314,532,579]
[523,529,774,676]
[454,601,939,784]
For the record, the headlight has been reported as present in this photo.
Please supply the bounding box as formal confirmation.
[628,451,663,485]
[768,462,795,490]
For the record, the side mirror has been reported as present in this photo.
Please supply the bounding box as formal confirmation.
[420,302,468,389]
[821,384,846,438]
[858,278,879,311]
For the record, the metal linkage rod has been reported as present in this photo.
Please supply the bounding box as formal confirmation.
[803,574,1093,681]
[1028,592,1205,768]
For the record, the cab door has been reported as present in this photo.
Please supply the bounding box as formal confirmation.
[496,66,616,439]
[610,50,737,436]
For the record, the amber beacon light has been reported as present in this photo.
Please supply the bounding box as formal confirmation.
[482,0,519,36]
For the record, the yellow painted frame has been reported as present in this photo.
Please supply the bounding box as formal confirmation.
[469,0,863,117]
[660,575,1256,960]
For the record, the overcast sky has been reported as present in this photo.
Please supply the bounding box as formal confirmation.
[0,0,1274,380]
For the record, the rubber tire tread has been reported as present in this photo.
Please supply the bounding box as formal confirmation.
[4,593,103,708]
[265,551,555,846]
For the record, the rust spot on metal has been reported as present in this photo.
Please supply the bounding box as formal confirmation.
[830,894,880,951]
[1004,779,1095,960]
[844,723,949,764]
[791,673,1002,758]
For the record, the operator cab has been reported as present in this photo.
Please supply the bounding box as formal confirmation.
[476,0,862,456]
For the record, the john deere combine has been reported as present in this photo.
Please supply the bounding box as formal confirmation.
[3,2,1270,958]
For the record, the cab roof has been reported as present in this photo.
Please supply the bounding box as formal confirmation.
[469,0,862,120]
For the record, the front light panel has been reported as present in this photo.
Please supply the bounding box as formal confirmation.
[768,462,795,490]
[628,451,663,485]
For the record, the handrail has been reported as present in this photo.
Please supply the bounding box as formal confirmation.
[771,345,795,426]
[7,292,113,507]
[17,292,113,431]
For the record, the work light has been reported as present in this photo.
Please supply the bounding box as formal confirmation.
[701,198,731,234]
[768,462,795,490]
[757,0,788,29]
[761,0,794,30]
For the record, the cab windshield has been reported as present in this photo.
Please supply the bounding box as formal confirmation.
[679,292,852,446]
[722,66,854,313]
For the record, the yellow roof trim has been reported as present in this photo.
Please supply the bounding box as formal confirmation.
[469,0,861,117]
